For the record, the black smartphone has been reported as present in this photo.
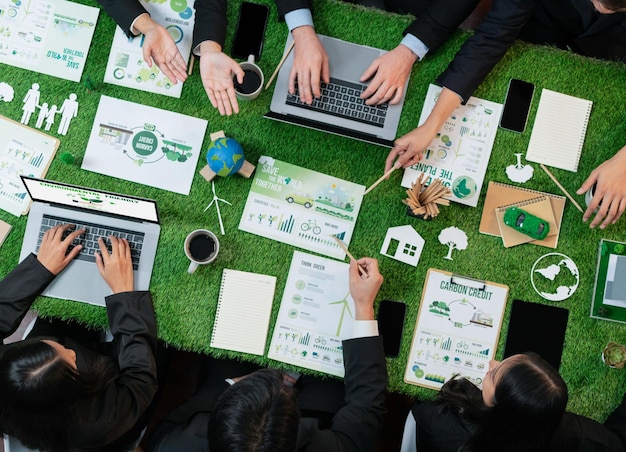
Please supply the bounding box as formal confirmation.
[503,299,569,370]
[231,2,269,61]
[377,299,407,357]
[499,79,535,133]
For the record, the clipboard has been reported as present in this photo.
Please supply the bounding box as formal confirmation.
[404,268,509,390]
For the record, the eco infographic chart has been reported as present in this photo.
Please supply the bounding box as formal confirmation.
[82,96,207,195]
[103,0,195,98]
[0,0,99,81]
[238,156,365,259]
[268,251,356,377]
[405,269,508,390]
[0,115,58,216]
[402,84,503,207]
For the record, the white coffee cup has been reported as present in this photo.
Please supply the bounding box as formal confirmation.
[184,229,219,274]
[234,54,264,101]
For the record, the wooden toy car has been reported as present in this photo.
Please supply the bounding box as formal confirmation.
[503,207,550,240]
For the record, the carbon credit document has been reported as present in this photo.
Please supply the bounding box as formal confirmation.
[267,251,354,377]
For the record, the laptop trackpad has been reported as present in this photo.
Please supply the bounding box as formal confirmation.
[322,36,381,82]
[43,261,112,307]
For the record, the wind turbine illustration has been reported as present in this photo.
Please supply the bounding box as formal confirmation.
[329,291,353,336]
[204,181,232,235]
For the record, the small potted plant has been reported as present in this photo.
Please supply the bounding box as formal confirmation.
[602,341,626,368]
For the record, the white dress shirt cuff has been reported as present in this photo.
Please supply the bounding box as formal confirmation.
[401,33,429,61]
[284,9,314,32]
[351,320,379,339]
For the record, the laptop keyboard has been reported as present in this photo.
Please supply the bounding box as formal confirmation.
[286,77,387,128]
[36,215,144,270]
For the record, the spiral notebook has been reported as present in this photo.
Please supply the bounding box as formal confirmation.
[525,89,592,172]
[210,269,277,356]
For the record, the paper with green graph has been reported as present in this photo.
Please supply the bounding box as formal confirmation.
[267,251,355,377]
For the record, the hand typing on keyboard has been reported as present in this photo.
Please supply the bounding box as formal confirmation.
[36,224,85,275]
[95,236,134,294]
[289,25,329,105]
[359,45,417,106]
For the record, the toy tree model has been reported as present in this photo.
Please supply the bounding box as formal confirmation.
[403,172,452,219]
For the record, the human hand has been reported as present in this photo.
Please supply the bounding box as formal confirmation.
[385,123,439,172]
[199,41,244,116]
[577,145,626,228]
[289,26,329,104]
[349,258,383,321]
[95,236,134,294]
[135,15,188,84]
[36,224,85,275]
[360,45,417,106]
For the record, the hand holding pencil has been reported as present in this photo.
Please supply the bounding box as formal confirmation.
[332,235,369,278]
[349,257,383,321]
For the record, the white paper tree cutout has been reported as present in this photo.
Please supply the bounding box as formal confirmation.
[0,82,14,102]
[506,153,534,183]
[438,226,468,260]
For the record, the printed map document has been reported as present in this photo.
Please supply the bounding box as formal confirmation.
[402,84,503,207]
[239,156,365,260]
[0,0,99,82]
[82,96,206,195]
[405,269,508,390]
[103,0,195,98]
[267,251,355,377]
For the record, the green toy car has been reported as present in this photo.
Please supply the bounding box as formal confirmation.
[503,207,550,240]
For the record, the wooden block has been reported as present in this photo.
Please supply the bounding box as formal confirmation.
[238,160,256,178]
[209,130,226,142]
[200,165,217,182]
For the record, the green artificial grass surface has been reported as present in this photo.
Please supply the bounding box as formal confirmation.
[2,0,626,422]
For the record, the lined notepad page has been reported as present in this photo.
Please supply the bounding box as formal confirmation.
[210,269,277,355]
[526,89,592,172]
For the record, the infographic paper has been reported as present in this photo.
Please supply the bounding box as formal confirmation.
[239,156,365,260]
[268,251,355,377]
[0,0,99,81]
[401,84,503,207]
[82,96,207,195]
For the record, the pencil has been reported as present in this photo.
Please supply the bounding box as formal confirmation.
[332,235,368,278]
[188,54,195,76]
[265,40,295,90]
[363,164,399,195]
[539,164,584,213]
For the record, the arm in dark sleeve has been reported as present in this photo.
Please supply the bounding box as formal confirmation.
[435,0,537,101]
[96,0,148,37]
[274,0,313,20]
[303,336,388,452]
[192,0,228,50]
[0,254,54,340]
[403,0,480,54]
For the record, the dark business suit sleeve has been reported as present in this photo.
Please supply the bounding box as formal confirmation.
[70,291,159,448]
[403,0,480,54]
[192,0,228,50]
[300,336,388,452]
[274,0,313,20]
[96,0,148,37]
[0,254,54,342]
[436,0,538,101]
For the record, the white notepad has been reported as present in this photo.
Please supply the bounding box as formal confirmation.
[210,269,277,355]
[526,89,593,172]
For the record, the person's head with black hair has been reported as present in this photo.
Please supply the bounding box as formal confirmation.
[438,353,568,452]
[591,0,626,13]
[208,368,300,452]
[0,339,114,452]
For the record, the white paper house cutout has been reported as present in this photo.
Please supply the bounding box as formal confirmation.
[380,225,425,267]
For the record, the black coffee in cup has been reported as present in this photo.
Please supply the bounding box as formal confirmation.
[188,234,216,261]
[234,69,262,94]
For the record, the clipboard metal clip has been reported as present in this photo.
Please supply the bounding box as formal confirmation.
[451,274,486,291]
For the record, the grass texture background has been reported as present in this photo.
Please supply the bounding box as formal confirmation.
[1,0,626,422]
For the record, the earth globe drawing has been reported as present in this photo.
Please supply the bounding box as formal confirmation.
[530,253,580,301]
[451,176,477,200]
[206,137,244,177]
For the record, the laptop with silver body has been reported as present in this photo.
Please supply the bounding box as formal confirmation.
[266,34,409,147]
[19,177,160,306]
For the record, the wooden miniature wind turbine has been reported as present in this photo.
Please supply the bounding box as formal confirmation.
[204,181,232,235]
[403,172,452,220]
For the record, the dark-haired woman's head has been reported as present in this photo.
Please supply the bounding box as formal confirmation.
[591,0,626,14]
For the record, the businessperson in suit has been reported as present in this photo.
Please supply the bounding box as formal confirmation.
[97,0,245,116]
[274,0,480,106]
[149,257,387,452]
[0,225,159,451]
[384,0,626,230]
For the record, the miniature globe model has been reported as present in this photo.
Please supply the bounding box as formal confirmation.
[206,137,244,177]
[531,253,580,302]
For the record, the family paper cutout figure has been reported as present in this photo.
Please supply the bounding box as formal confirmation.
[19,83,78,135]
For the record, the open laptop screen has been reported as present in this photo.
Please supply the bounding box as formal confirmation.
[21,176,160,224]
